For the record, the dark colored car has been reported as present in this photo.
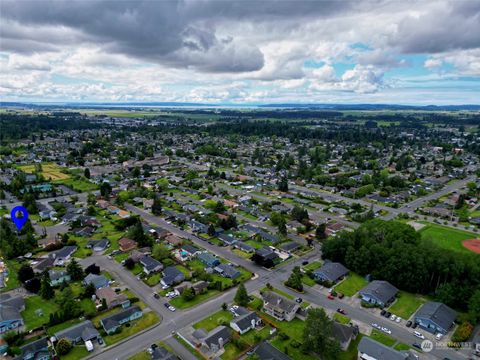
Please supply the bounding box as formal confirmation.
[412,343,422,350]
[380,309,386,316]
[338,293,345,299]
[295,297,303,303]
[406,321,412,327]
[337,308,347,315]
[153,293,160,299]
[385,311,392,318]
[302,261,309,266]
[164,303,170,308]
[412,322,418,329]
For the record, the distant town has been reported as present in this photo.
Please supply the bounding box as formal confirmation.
[1,106,479,360]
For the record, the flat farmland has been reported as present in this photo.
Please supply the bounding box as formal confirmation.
[18,163,70,181]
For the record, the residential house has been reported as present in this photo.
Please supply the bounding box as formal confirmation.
[100,305,143,335]
[180,244,201,258]
[54,320,100,345]
[359,280,398,308]
[262,291,299,321]
[332,322,357,351]
[189,220,209,233]
[234,241,254,253]
[193,325,231,354]
[280,241,300,253]
[214,263,240,279]
[16,337,50,360]
[48,245,77,266]
[161,266,185,287]
[253,247,280,268]
[165,234,183,246]
[192,280,209,294]
[118,237,138,252]
[48,269,71,286]
[218,233,238,246]
[230,311,261,334]
[197,252,220,268]
[253,341,292,360]
[139,255,164,275]
[358,337,415,360]
[32,257,55,273]
[83,273,110,290]
[87,239,110,252]
[95,287,129,309]
[0,294,25,334]
[313,262,349,284]
[151,346,178,360]
[414,301,456,334]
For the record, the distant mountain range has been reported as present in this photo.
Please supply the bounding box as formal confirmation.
[1,101,479,111]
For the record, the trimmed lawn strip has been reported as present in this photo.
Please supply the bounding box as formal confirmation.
[261,286,294,300]
[103,312,159,346]
[369,329,396,347]
[170,289,221,309]
[21,295,59,330]
[193,310,234,332]
[60,345,89,360]
[334,273,367,297]
[303,260,323,271]
[388,291,426,320]
[333,313,351,325]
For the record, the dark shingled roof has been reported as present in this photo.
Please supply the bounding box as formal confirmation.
[358,337,415,360]
[359,280,398,304]
[415,301,456,332]
[254,341,292,360]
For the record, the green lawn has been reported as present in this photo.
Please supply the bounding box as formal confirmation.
[21,296,59,330]
[370,329,396,347]
[303,260,323,271]
[394,343,412,351]
[104,312,159,346]
[301,274,317,286]
[61,345,90,360]
[170,289,221,309]
[1,259,21,292]
[128,342,175,360]
[419,223,478,254]
[388,291,426,319]
[333,313,351,325]
[54,177,98,192]
[261,287,294,300]
[144,273,161,286]
[193,310,233,332]
[334,273,367,297]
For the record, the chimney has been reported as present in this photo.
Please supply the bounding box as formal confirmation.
[218,337,224,348]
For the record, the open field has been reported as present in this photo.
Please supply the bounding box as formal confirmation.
[18,163,70,180]
[193,310,234,332]
[419,222,479,254]
[21,295,59,330]
[388,291,427,320]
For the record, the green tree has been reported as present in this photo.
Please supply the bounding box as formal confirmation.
[182,287,195,301]
[285,266,303,291]
[152,243,170,261]
[84,168,90,179]
[39,272,54,300]
[128,220,151,247]
[278,177,288,192]
[208,224,216,236]
[468,289,480,323]
[22,193,38,214]
[66,258,84,281]
[316,223,327,240]
[18,264,34,283]
[100,181,112,199]
[152,197,162,215]
[302,308,341,358]
[56,338,72,355]
[234,283,249,306]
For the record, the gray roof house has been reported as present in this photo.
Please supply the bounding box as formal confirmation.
[83,273,110,289]
[48,269,71,286]
[313,262,349,284]
[253,341,292,360]
[332,322,357,351]
[152,346,178,360]
[414,301,456,334]
[214,263,240,279]
[262,291,299,322]
[54,320,100,345]
[100,305,143,334]
[0,295,25,334]
[48,245,77,265]
[197,252,220,268]
[200,325,231,353]
[234,241,255,253]
[230,311,261,334]
[86,239,110,252]
[358,337,415,360]
[161,266,185,287]
[139,255,163,275]
[359,280,398,308]
[16,337,50,360]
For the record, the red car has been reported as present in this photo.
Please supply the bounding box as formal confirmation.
[327,294,335,300]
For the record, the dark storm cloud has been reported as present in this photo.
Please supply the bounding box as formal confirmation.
[0,0,355,73]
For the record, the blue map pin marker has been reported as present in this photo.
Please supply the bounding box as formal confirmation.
[11,206,29,231]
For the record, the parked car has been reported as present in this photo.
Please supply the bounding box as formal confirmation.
[412,343,422,350]
[371,323,379,329]
[381,327,392,334]
[385,311,391,318]
[411,322,418,329]
[302,260,309,266]
[435,333,443,340]
[164,303,170,308]
[153,293,160,299]
[406,321,412,327]
[380,309,386,316]
[295,297,303,303]
[337,308,347,315]
[327,294,335,300]
[338,293,344,299]
[97,338,104,345]
[390,315,397,321]
[168,305,176,312]
[395,317,401,323]
[413,331,425,339]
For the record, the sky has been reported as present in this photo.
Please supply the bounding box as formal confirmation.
[0,0,479,105]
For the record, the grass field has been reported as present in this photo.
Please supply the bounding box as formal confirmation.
[1,259,21,292]
[303,260,323,271]
[18,163,70,181]
[21,295,59,330]
[333,312,351,325]
[193,310,234,332]
[388,291,427,319]
[419,223,478,254]
[370,329,396,347]
[54,177,98,192]
[61,345,90,360]
[334,273,367,297]
[104,312,159,346]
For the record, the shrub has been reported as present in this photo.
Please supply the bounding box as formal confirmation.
[452,321,474,342]
[56,338,72,355]
[278,332,290,341]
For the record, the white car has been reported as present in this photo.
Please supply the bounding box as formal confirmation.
[413,331,424,339]
[371,323,379,329]
[390,315,397,321]
[168,306,176,312]
[395,317,401,323]
[435,333,443,340]
[382,327,392,334]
